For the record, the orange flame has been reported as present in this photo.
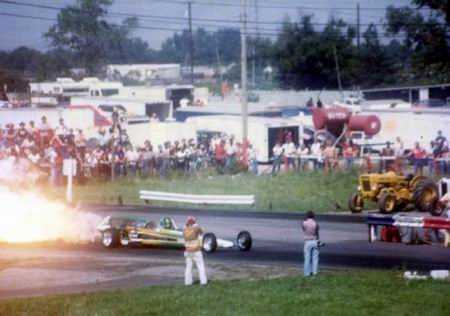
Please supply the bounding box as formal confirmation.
[0,186,101,243]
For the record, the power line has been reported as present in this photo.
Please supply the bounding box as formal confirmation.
[149,0,431,11]
[0,11,419,41]
[0,0,442,28]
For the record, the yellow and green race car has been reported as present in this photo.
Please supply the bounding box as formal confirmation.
[97,216,252,253]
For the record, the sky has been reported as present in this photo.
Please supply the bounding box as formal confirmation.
[0,0,415,52]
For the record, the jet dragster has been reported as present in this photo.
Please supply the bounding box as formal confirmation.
[97,216,252,253]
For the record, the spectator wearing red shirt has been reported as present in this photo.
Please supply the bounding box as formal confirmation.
[343,140,356,171]
[411,142,427,175]
[38,116,53,148]
[16,122,29,146]
[215,140,226,174]
[5,123,16,148]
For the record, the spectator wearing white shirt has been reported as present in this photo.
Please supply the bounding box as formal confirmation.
[282,139,296,171]
[248,144,258,175]
[55,118,69,142]
[393,136,405,173]
[125,146,139,176]
[225,138,236,173]
[272,141,283,175]
[311,140,323,170]
[296,144,310,171]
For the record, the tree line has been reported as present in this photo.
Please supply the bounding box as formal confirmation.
[0,0,448,92]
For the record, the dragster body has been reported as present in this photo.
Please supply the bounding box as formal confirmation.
[97,216,252,253]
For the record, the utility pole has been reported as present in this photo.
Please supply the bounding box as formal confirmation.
[251,0,259,87]
[356,3,361,52]
[333,46,343,98]
[215,37,223,98]
[241,0,248,145]
[188,1,194,84]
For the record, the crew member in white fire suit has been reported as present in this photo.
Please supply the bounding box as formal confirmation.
[183,216,208,285]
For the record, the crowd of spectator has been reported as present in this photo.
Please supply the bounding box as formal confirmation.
[0,116,257,186]
[0,114,448,186]
[270,131,450,176]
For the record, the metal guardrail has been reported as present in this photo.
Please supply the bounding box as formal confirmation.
[139,190,255,205]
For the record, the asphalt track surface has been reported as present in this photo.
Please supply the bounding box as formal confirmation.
[86,205,450,271]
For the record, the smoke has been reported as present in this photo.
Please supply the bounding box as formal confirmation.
[0,186,102,243]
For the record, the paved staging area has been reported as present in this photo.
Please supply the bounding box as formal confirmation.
[0,206,448,299]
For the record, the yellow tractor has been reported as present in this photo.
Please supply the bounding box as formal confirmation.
[348,172,441,216]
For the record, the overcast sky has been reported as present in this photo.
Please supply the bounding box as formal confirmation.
[0,0,415,52]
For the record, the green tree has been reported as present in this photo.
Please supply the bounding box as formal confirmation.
[275,16,357,89]
[45,0,138,74]
[356,24,402,88]
[385,1,450,82]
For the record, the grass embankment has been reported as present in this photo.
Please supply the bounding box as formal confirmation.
[1,271,449,316]
[44,171,359,213]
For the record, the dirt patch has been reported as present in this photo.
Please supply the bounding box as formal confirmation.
[0,248,299,300]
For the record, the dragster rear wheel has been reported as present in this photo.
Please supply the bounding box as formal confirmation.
[236,231,252,251]
[202,233,217,253]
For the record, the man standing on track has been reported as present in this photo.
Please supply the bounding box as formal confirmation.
[302,211,320,277]
[183,216,208,286]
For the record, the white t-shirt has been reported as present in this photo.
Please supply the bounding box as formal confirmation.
[282,142,296,158]
[55,124,68,136]
[311,142,322,156]
[393,141,404,157]
[126,150,139,163]
[225,143,236,156]
[273,145,283,157]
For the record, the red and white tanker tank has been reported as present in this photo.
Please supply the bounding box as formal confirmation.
[312,106,381,140]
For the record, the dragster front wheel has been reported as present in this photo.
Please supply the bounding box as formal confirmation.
[202,233,218,253]
[236,231,252,251]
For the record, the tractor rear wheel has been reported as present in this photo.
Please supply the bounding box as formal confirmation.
[378,192,396,213]
[413,179,439,214]
[348,193,364,213]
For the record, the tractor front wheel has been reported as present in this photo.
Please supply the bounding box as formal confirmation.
[378,192,396,214]
[348,193,364,213]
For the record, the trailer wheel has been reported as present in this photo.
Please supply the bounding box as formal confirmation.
[202,233,217,253]
[236,231,252,251]
[378,192,396,213]
[101,229,120,248]
[348,193,364,213]
[413,179,439,214]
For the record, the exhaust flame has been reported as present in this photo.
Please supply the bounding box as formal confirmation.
[0,186,102,243]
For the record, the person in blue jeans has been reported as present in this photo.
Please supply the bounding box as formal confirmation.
[302,211,320,277]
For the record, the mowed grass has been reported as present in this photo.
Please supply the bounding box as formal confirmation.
[1,271,449,316]
[44,171,360,213]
